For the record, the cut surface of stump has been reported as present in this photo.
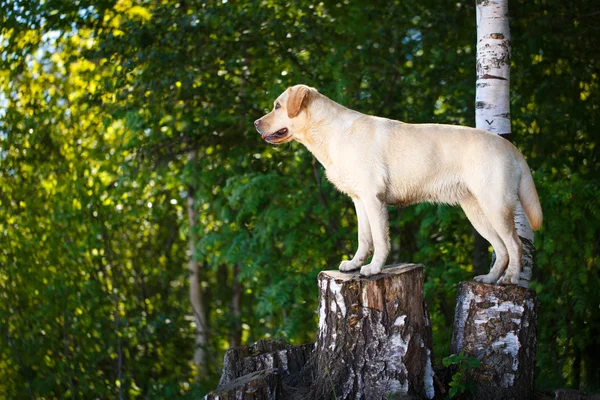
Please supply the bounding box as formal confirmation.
[313,263,436,399]
[451,281,538,399]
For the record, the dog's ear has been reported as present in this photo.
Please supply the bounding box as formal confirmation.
[287,85,310,119]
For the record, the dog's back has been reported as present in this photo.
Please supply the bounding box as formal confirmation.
[332,118,522,208]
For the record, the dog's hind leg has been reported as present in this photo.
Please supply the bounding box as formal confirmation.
[359,195,390,277]
[460,196,510,284]
[492,219,522,285]
[340,197,373,272]
[477,199,523,285]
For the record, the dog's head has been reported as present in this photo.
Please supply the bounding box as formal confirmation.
[254,84,316,145]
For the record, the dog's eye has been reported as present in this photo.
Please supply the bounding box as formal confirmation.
[275,103,281,110]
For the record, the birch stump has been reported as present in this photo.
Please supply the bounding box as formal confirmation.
[312,264,436,400]
[205,339,313,400]
[451,282,538,399]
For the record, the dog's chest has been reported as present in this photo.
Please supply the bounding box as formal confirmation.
[325,167,358,197]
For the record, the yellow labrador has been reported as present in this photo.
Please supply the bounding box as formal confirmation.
[254,85,542,285]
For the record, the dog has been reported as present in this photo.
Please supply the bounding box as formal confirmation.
[254,85,542,285]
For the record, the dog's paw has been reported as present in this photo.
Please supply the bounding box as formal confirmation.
[360,264,382,277]
[497,271,519,285]
[473,274,498,284]
[339,259,361,272]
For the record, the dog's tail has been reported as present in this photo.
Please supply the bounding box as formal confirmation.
[518,157,543,231]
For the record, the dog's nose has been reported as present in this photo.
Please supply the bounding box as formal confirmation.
[254,119,261,129]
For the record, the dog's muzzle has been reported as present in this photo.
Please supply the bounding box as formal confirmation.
[261,127,288,141]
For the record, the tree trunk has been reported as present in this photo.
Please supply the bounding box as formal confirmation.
[472,229,490,277]
[583,333,600,392]
[451,281,538,399]
[475,0,535,288]
[312,264,436,399]
[187,149,208,376]
[475,0,511,137]
[229,263,242,349]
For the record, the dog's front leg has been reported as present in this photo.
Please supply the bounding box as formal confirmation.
[359,195,390,276]
[340,198,373,272]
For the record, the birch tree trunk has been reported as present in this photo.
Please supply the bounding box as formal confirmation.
[475,0,534,288]
[187,149,208,376]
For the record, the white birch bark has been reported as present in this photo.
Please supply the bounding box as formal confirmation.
[314,264,436,399]
[476,0,534,287]
[451,282,538,398]
[187,149,208,376]
[476,0,511,135]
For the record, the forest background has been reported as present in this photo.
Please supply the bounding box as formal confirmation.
[1,0,598,398]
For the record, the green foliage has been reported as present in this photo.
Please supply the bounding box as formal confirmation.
[1,0,598,398]
[532,173,600,391]
[443,352,481,398]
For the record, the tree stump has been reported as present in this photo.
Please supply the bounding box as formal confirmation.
[217,339,312,387]
[312,263,436,399]
[205,264,438,399]
[204,339,313,400]
[450,281,538,399]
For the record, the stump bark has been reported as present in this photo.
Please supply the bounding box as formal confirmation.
[450,281,538,399]
[312,263,436,399]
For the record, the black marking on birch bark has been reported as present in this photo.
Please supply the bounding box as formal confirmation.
[479,73,508,81]
[494,112,511,119]
[490,33,505,40]
[486,119,494,125]
[476,82,490,88]
[476,101,491,109]
[476,44,512,76]
[476,0,491,5]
